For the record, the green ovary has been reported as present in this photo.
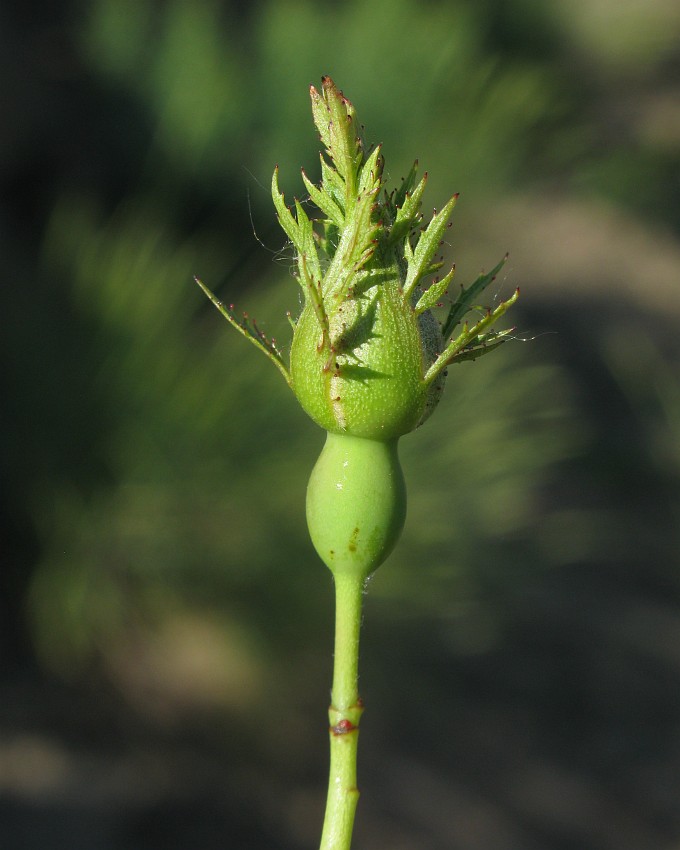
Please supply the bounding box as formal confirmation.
[306,432,407,579]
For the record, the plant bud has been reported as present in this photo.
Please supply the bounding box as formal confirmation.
[195,77,519,577]
[290,265,446,440]
[271,77,517,440]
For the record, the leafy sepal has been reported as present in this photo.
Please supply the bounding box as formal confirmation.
[442,254,508,339]
[414,265,456,315]
[403,194,458,299]
[194,277,291,385]
[423,287,519,384]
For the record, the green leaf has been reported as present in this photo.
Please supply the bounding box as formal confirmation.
[316,219,340,258]
[423,259,445,277]
[299,254,330,355]
[194,277,291,385]
[390,172,427,245]
[424,287,519,384]
[301,168,345,228]
[414,265,456,315]
[403,193,457,299]
[315,221,335,257]
[442,254,508,339]
[357,145,383,196]
[272,167,301,252]
[323,183,380,301]
[294,199,322,284]
[403,235,414,266]
[320,154,346,206]
[392,159,420,211]
[447,333,511,363]
[310,82,332,152]
[312,77,362,198]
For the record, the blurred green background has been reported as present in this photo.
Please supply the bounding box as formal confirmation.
[2,0,680,848]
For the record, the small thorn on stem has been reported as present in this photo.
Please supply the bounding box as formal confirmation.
[331,719,357,736]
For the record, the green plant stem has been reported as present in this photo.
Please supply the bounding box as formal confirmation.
[320,573,365,850]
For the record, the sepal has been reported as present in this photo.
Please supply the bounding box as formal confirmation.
[301,168,345,228]
[389,171,427,245]
[442,254,508,339]
[414,265,456,315]
[403,194,458,299]
[424,287,519,384]
[311,77,363,197]
[194,277,291,385]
